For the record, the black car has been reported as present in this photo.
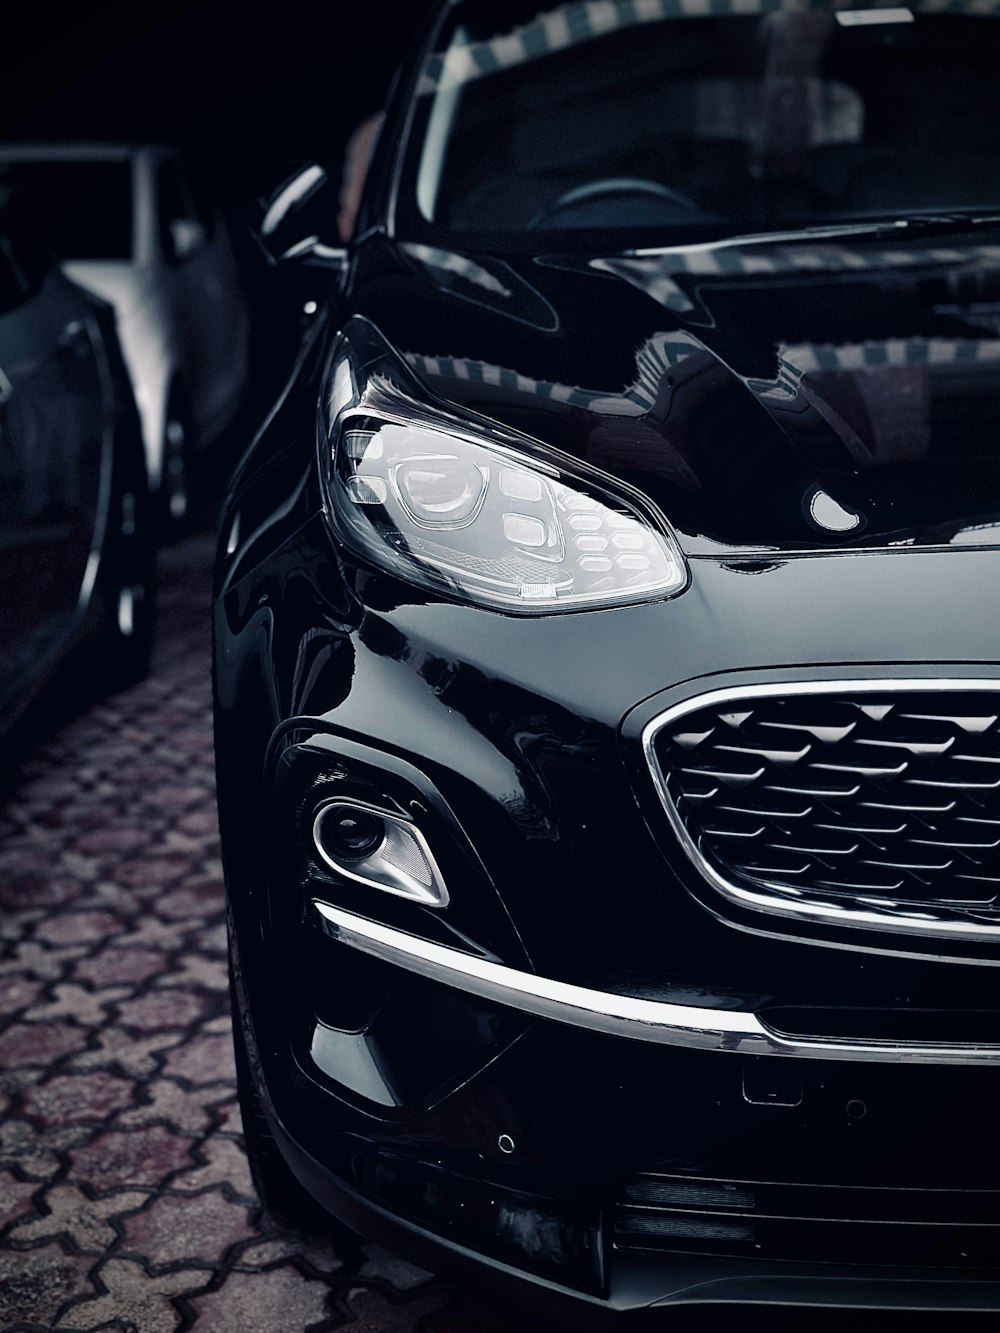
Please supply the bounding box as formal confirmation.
[215,0,1000,1320]
[0,211,154,743]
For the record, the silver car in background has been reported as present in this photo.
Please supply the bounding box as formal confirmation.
[0,143,250,529]
[0,207,154,734]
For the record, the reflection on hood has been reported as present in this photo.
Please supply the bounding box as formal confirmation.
[593,242,1000,316]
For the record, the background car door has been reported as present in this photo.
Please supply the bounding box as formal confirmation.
[154,156,247,442]
[0,237,105,718]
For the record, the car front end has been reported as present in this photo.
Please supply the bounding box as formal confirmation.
[216,0,1000,1319]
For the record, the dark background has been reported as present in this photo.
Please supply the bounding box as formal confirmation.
[1,1,427,207]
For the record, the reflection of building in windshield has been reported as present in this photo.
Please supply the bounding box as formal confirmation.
[415,0,1000,232]
[419,0,840,95]
[422,1,866,170]
[421,0,1000,94]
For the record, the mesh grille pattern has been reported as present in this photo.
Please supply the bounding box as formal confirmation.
[652,688,1000,917]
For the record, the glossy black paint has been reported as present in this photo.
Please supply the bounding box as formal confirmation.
[215,3,1000,1318]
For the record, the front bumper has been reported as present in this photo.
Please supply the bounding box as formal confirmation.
[231,671,1000,1315]
[235,723,1000,1313]
[236,948,1000,1319]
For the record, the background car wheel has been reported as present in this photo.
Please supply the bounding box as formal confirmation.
[93,453,156,693]
[159,398,193,538]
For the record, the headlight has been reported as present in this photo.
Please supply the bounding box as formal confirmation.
[321,330,688,614]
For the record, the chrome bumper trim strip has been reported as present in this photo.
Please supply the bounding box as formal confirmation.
[313,900,1000,1065]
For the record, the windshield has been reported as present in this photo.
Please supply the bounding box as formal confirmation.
[403,0,1000,246]
[0,160,134,262]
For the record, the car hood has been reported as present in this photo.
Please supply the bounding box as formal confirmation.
[358,231,1000,556]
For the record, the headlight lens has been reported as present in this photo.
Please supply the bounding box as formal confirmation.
[322,343,688,614]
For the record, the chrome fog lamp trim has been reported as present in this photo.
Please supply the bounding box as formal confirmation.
[642,677,1000,944]
[312,901,1000,1066]
[312,798,450,908]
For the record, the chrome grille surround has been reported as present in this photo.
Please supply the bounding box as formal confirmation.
[642,679,1000,943]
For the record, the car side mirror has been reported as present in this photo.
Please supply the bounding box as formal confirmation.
[255,164,347,276]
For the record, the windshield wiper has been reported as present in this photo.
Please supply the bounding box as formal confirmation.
[628,213,1000,258]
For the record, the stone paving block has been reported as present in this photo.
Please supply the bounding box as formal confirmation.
[72,945,171,987]
[156,884,223,922]
[0,940,88,982]
[0,872,86,911]
[24,982,130,1026]
[0,1115,87,1181]
[0,1169,39,1229]
[115,853,200,889]
[170,1135,256,1201]
[68,1125,197,1191]
[120,1189,256,1267]
[0,974,44,1015]
[9,1184,149,1253]
[187,1264,334,1332]
[20,1071,136,1123]
[111,917,190,953]
[0,1243,96,1328]
[68,1025,181,1076]
[160,1030,236,1085]
[155,954,229,992]
[175,808,221,838]
[57,1257,208,1333]
[113,987,211,1032]
[0,1020,90,1067]
[118,1078,232,1135]
[33,911,124,948]
[72,827,156,856]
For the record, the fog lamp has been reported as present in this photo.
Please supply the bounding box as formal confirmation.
[312,799,449,907]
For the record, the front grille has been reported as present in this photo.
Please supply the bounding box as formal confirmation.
[615,1168,1000,1268]
[648,684,1000,930]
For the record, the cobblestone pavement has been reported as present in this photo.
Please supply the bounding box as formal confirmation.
[0,527,532,1333]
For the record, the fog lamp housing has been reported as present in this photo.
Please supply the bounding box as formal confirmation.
[312,799,450,907]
